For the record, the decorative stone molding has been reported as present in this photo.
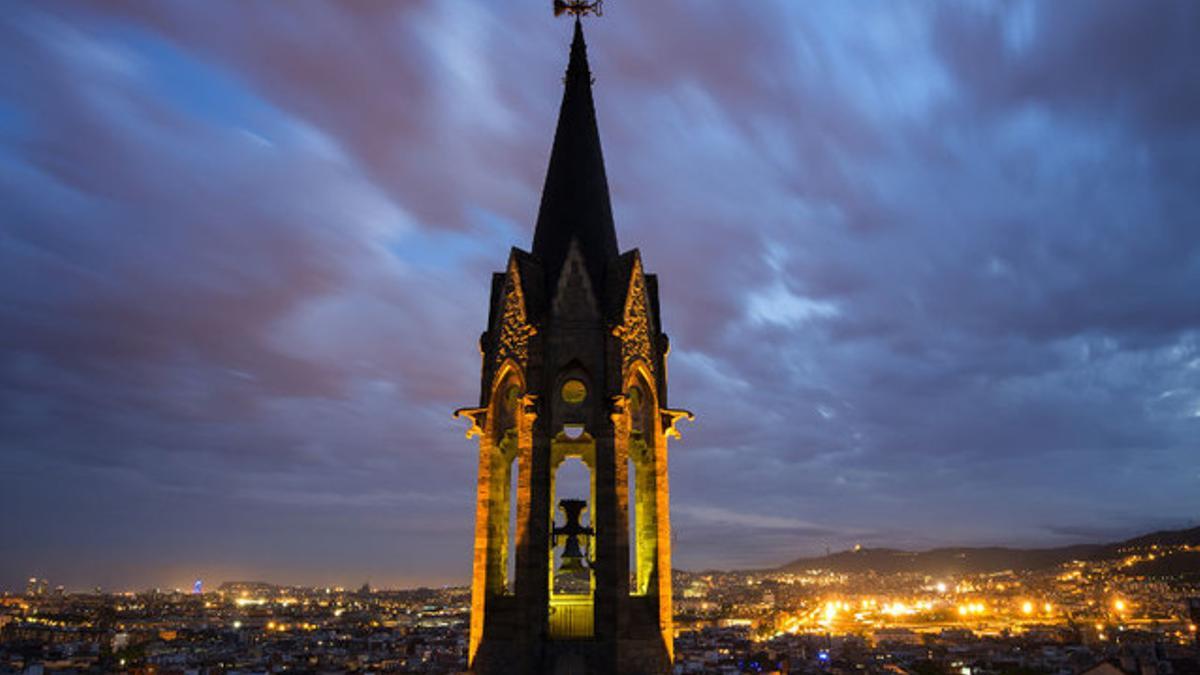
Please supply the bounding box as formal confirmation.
[520,393,540,423]
[660,408,694,439]
[496,259,537,369]
[453,407,488,439]
[612,259,654,375]
[552,240,600,320]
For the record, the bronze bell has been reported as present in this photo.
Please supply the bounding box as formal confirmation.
[552,498,594,574]
[558,545,588,574]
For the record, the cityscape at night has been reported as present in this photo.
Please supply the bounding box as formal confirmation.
[2,0,1199,673]
[3,528,1200,672]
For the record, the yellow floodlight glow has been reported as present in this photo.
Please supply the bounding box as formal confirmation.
[1114,599,1127,612]
[1022,601,1034,615]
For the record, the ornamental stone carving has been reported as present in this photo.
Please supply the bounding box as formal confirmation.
[613,260,654,374]
[496,260,537,369]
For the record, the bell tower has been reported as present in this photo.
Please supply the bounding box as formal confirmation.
[455,14,691,675]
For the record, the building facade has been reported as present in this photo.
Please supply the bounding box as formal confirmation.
[455,18,690,675]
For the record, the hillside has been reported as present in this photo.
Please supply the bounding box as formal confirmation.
[1125,550,1200,581]
[778,526,1200,575]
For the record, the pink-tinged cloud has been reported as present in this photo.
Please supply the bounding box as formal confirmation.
[1,1,1198,589]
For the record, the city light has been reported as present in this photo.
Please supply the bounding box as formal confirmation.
[6,551,1198,673]
[958,602,987,616]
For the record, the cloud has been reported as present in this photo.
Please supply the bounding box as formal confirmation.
[1,1,1197,589]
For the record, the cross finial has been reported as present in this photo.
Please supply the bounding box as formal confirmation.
[553,0,603,18]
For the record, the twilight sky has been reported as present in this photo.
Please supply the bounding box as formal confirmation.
[1,1,1198,592]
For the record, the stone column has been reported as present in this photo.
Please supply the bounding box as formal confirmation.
[516,401,551,668]
[468,429,496,666]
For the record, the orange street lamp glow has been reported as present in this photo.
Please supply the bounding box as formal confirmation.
[1022,601,1034,615]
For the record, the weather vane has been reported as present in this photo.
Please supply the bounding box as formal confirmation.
[553,0,603,18]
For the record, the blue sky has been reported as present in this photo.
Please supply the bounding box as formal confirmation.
[1,1,1198,591]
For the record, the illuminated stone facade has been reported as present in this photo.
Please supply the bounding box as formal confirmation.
[455,19,689,675]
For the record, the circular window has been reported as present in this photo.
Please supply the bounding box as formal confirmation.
[561,379,587,404]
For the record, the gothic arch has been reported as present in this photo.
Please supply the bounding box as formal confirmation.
[624,360,661,596]
[624,359,659,439]
[489,359,526,444]
[483,360,526,597]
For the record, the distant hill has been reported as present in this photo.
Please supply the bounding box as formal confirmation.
[1126,550,1200,581]
[1116,526,1200,550]
[777,526,1200,576]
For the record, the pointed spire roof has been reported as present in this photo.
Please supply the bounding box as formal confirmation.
[531,18,618,293]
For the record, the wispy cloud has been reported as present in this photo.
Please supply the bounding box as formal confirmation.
[1,0,1198,589]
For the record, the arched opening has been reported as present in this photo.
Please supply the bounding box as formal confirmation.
[628,456,637,591]
[506,455,518,594]
[488,368,523,597]
[548,427,596,639]
[626,374,658,596]
[551,457,592,596]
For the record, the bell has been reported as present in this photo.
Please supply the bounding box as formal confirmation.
[552,498,594,574]
[558,543,588,574]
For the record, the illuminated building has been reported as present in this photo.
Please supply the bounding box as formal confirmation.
[25,578,47,597]
[455,14,690,675]
[1189,598,1200,646]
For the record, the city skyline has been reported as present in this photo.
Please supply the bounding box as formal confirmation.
[2,1,1199,593]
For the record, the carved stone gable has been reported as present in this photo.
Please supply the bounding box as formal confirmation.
[495,259,537,368]
[612,258,654,374]
[551,239,600,320]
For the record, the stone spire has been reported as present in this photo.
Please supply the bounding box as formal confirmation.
[531,18,618,293]
[461,13,685,674]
